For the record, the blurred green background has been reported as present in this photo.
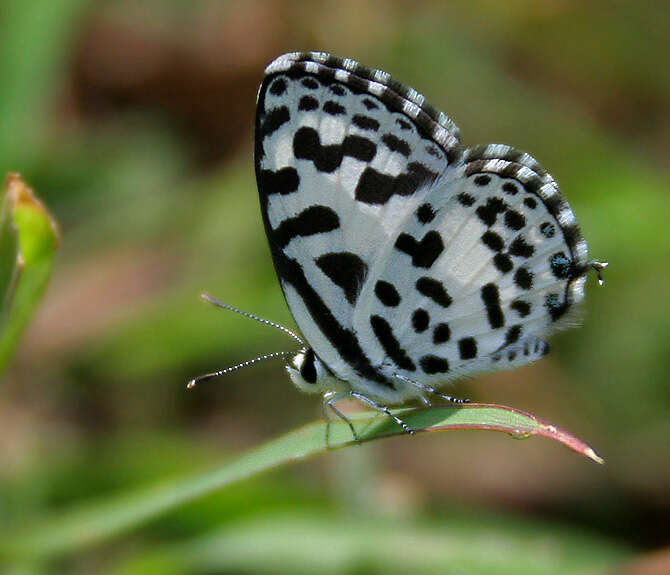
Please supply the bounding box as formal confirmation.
[1,0,669,573]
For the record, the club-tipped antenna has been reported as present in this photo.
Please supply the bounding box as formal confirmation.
[200,293,305,346]
[590,261,609,286]
[187,351,296,389]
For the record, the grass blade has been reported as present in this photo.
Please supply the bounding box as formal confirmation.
[0,402,601,561]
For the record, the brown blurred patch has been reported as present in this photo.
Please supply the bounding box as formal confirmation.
[615,548,670,575]
[22,247,174,356]
[69,1,292,166]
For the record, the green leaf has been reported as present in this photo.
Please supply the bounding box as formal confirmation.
[0,173,59,373]
[0,402,602,562]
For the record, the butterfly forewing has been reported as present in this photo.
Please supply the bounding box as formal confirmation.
[256,52,460,389]
[255,52,590,404]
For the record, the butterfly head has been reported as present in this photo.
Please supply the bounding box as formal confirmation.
[287,348,330,393]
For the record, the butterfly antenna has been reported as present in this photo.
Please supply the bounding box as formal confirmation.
[589,261,609,286]
[187,351,296,389]
[200,293,305,346]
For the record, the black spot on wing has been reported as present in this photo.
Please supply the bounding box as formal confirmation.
[298,96,319,111]
[458,337,478,359]
[396,118,412,130]
[370,315,416,371]
[420,355,449,374]
[352,115,379,131]
[458,193,475,206]
[514,267,533,290]
[545,293,568,321]
[481,230,504,252]
[476,197,506,226]
[323,100,346,115]
[416,203,435,224]
[293,127,376,173]
[474,175,490,186]
[510,300,531,317]
[355,163,438,205]
[503,182,518,195]
[524,197,537,209]
[257,168,299,199]
[343,136,377,163]
[509,236,534,258]
[433,323,450,344]
[504,210,526,231]
[354,169,393,205]
[269,78,287,95]
[416,277,452,307]
[493,253,513,273]
[381,134,410,157]
[412,309,429,332]
[315,252,368,305]
[481,283,505,328]
[273,206,339,249]
[395,231,444,268]
[259,106,290,140]
[540,222,555,238]
[504,325,522,346]
[330,84,346,96]
[362,98,378,110]
[550,252,574,279]
[375,280,401,307]
[301,77,319,89]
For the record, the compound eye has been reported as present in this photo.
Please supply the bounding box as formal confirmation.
[300,348,318,384]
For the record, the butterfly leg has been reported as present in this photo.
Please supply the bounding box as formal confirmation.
[350,391,416,435]
[393,373,470,404]
[419,395,432,407]
[323,391,360,444]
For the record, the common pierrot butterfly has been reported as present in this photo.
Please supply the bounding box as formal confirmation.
[188,52,606,438]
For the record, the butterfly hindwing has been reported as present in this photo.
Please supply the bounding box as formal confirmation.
[353,145,589,399]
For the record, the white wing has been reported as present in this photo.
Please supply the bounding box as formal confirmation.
[256,52,590,405]
[256,52,459,394]
[353,144,589,402]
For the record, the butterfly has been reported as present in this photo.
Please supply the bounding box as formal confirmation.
[189,52,606,438]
